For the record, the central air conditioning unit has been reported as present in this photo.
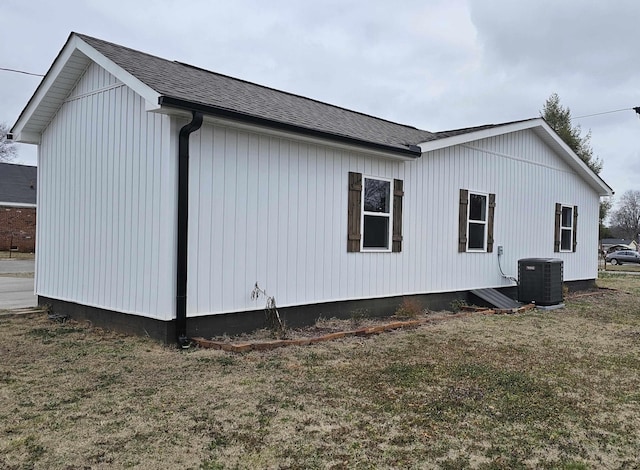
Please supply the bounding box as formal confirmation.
[518,258,563,306]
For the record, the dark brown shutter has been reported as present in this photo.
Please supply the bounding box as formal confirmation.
[459,189,469,253]
[554,203,561,252]
[347,172,362,252]
[392,179,404,252]
[487,193,496,253]
[572,205,578,252]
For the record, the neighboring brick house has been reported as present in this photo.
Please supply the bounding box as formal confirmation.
[0,162,37,252]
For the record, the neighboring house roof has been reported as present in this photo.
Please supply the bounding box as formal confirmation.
[601,239,636,246]
[0,163,37,207]
[10,33,613,195]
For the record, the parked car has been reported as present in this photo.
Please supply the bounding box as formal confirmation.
[606,244,634,254]
[606,250,640,265]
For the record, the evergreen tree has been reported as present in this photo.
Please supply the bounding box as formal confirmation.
[541,93,603,174]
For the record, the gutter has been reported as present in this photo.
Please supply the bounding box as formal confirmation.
[158,96,422,158]
[176,111,203,348]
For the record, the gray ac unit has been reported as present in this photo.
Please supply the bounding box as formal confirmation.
[518,258,563,306]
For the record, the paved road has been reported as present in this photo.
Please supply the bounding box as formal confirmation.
[0,259,36,309]
[0,259,35,274]
[0,277,37,309]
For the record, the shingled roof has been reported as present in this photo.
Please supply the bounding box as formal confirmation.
[0,163,37,206]
[75,34,435,155]
[13,32,613,199]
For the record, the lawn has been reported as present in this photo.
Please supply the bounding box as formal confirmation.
[602,264,640,273]
[0,251,35,260]
[1,275,640,469]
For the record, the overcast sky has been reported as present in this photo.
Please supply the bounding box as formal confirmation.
[2,0,638,208]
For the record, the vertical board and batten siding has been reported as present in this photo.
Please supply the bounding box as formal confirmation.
[187,123,600,317]
[461,133,599,281]
[37,63,177,321]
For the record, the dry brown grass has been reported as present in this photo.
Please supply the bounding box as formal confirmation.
[1,276,640,469]
[0,251,35,260]
[603,264,640,272]
[0,272,34,278]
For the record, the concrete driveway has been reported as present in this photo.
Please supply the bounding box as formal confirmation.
[0,259,36,309]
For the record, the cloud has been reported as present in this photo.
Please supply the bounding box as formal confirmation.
[470,0,640,82]
[2,0,639,199]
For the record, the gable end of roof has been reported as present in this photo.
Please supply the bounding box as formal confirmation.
[418,118,613,197]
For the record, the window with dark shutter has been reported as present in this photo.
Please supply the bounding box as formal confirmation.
[347,173,403,253]
[487,193,496,253]
[392,179,403,252]
[460,189,494,252]
[572,206,578,252]
[556,203,576,253]
[347,172,362,252]
[458,189,468,252]
[554,203,562,252]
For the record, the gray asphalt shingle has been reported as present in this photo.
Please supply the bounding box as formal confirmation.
[0,163,37,205]
[77,34,436,153]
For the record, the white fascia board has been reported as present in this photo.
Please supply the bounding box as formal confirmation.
[10,36,83,140]
[11,131,41,145]
[176,112,418,162]
[418,119,544,153]
[419,118,613,197]
[75,37,161,111]
[531,122,613,196]
[11,35,161,142]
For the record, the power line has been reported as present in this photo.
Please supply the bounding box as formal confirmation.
[0,67,44,77]
[573,107,639,120]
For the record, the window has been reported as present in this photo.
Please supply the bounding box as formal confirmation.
[458,189,495,253]
[560,206,573,251]
[468,193,487,250]
[554,204,578,252]
[362,177,391,250]
[347,172,403,253]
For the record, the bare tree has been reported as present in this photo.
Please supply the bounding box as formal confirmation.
[610,190,640,242]
[0,123,17,162]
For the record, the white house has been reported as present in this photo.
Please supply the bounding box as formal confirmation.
[10,33,612,345]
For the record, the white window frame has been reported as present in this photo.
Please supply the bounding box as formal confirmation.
[467,191,488,252]
[360,175,393,252]
[560,204,574,253]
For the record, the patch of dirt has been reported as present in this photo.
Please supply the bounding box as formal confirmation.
[205,310,465,345]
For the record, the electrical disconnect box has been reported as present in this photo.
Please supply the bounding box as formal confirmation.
[518,258,563,306]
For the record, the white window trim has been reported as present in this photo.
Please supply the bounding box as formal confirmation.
[559,204,574,253]
[467,191,488,252]
[360,175,393,253]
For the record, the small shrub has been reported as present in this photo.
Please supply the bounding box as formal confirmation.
[395,298,423,318]
[449,299,468,313]
[251,282,287,339]
[349,308,370,327]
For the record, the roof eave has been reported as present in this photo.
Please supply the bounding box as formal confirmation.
[158,95,422,160]
[10,33,82,143]
[418,118,613,197]
[11,33,161,143]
